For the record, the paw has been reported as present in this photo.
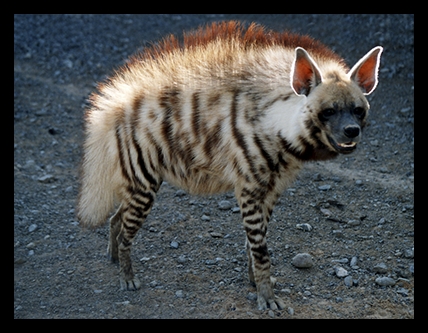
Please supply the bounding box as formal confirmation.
[257,294,286,311]
[256,280,286,311]
[120,276,141,291]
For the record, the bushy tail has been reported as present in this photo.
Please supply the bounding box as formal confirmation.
[77,123,118,228]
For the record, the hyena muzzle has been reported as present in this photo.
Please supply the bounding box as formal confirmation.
[77,21,382,311]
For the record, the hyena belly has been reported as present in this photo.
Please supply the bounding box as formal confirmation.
[78,21,382,312]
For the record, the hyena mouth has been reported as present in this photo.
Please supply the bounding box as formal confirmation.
[327,136,357,154]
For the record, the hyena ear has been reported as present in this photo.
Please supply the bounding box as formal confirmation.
[291,47,323,96]
[348,46,383,95]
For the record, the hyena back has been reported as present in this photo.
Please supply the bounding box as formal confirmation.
[77,21,382,311]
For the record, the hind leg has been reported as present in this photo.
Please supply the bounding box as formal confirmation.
[107,204,123,263]
[116,187,158,291]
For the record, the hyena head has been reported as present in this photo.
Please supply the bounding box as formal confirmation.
[291,46,383,155]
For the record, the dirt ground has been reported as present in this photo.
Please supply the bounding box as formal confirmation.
[14,14,414,319]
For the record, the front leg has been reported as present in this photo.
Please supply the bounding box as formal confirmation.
[238,189,285,311]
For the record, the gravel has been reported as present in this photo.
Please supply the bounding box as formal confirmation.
[14,14,414,319]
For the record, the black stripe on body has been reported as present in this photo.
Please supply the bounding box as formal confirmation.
[115,124,132,184]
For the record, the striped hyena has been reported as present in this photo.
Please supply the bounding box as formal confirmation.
[77,21,382,310]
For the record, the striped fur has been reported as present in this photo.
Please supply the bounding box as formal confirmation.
[77,21,382,310]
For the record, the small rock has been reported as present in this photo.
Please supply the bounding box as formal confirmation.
[373,262,388,274]
[403,248,414,259]
[291,253,314,268]
[296,223,312,232]
[247,292,257,301]
[355,179,364,186]
[320,208,332,216]
[332,258,348,264]
[287,307,294,315]
[347,219,361,226]
[396,288,409,296]
[201,214,210,221]
[175,290,184,298]
[375,276,396,286]
[93,289,103,294]
[344,275,353,287]
[268,310,275,318]
[37,174,56,183]
[170,241,179,249]
[205,259,217,265]
[350,256,358,267]
[209,231,223,238]
[175,189,187,197]
[318,184,331,191]
[26,242,36,249]
[28,224,38,233]
[231,207,240,213]
[177,255,187,263]
[218,200,233,210]
[334,266,349,278]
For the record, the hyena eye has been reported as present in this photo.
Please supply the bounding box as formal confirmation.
[319,108,336,121]
[353,107,366,119]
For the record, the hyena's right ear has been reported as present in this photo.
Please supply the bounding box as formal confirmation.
[291,47,323,97]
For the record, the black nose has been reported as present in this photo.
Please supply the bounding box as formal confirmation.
[344,125,360,138]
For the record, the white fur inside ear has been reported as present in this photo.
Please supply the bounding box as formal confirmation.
[348,46,383,95]
[290,47,324,97]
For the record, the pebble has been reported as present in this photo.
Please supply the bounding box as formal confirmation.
[175,290,184,298]
[201,214,210,221]
[175,190,187,197]
[344,276,353,287]
[287,307,294,315]
[268,310,275,318]
[350,256,358,267]
[247,292,257,301]
[334,266,349,278]
[403,248,414,259]
[375,276,396,286]
[296,223,312,232]
[28,224,38,233]
[37,174,56,183]
[209,232,223,238]
[291,253,314,268]
[218,200,233,210]
[318,184,331,191]
[355,179,364,186]
[170,241,179,249]
[373,262,388,274]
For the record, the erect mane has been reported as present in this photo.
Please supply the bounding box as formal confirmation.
[132,21,345,65]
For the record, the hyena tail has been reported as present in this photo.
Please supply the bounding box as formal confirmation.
[77,122,119,229]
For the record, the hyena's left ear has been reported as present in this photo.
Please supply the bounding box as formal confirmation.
[291,47,323,96]
[348,46,383,95]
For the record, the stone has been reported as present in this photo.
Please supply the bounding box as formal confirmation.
[291,253,314,268]
[373,262,388,274]
[37,174,56,183]
[218,200,233,210]
[318,184,331,191]
[170,241,179,249]
[28,224,38,233]
[175,290,184,298]
[375,277,396,286]
[296,223,312,232]
[334,266,349,278]
[344,276,353,287]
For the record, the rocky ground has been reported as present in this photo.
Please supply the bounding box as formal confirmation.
[14,14,414,319]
